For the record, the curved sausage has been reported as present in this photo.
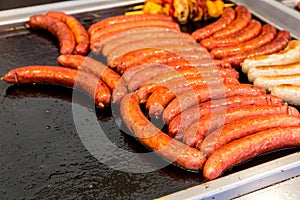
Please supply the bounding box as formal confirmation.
[46,11,89,55]
[2,66,111,109]
[241,39,300,73]
[183,105,299,147]
[212,5,252,38]
[222,30,291,68]
[211,24,277,59]
[168,94,284,138]
[203,126,300,180]
[57,54,121,91]
[269,84,300,106]
[27,14,75,55]
[120,93,206,171]
[191,7,236,41]
[163,83,266,124]
[199,114,300,157]
[253,74,300,90]
[201,20,262,50]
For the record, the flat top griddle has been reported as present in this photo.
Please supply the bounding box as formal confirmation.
[0,2,299,200]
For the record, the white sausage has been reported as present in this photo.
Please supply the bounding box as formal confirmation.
[253,74,300,90]
[270,84,300,106]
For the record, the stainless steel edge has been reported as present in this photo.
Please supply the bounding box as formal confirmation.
[158,152,300,200]
[230,0,300,40]
[0,0,145,25]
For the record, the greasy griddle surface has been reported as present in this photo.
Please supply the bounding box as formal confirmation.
[0,3,299,199]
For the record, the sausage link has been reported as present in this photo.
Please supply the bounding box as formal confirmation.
[57,54,121,91]
[46,11,89,55]
[27,14,75,55]
[199,114,300,156]
[192,7,236,41]
[2,66,111,109]
[183,105,299,147]
[203,126,300,180]
[254,73,300,90]
[201,20,262,50]
[270,84,300,106]
[168,94,284,138]
[163,83,266,124]
[222,30,291,68]
[211,24,277,59]
[120,93,206,171]
[212,5,252,38]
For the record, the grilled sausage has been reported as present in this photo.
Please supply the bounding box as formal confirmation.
[241,39,300,73]
[247,61,300,82]
[192,7,236,41]
[199,114,300,156]
[27,14,75,55]
[168,94,284,138]
[46,11,89,55]
[203,126,300,180]
[183,105,299,147]
[254,74,300,90]
[2,66,111,109]
[211,24,277,59]
[212,5,252,38]
[200,20,262,50]
[222,30,291,68]
[120,93,206,171]
[163,83,266,124]
[57,54,121,91]
[269,84,300,106]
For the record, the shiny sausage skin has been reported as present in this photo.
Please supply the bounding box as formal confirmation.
[222,30,291,68]
[211,24,277,59]
[192,7,236,41]
[203,126,300,180]
[46,11,89,55]
[88,14,173,37]
[201,20,262,50]
[199,114,300,157]
[27,14,75,55]
[2,66,111,109]
[212,5,252,38]
[183,105,299,147]
[163,83,266,125]
[270,84,300,106]
[90,20,181,52]
[241,40,300,74]
[120,93,206,171]
[57,54,121,91]
[146,76,239,118]
[168,94,284,138]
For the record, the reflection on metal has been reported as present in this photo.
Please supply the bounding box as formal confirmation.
[158,152,300,200]
[230,0,300,40]
[0,0,145,25]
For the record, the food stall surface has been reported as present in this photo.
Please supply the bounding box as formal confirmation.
[0,0,299,199]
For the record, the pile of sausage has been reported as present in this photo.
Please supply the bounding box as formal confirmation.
[1,6,300,181]
[242,39,300,106]
[192,5,291,68]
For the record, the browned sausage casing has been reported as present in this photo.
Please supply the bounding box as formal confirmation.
[120,93,206,171]
[2,66,111,109]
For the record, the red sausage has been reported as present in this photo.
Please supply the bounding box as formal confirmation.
[201,20,262,50]
[2,66,111,109]
[57,54,121,91]
[163,83,266,124]
[199,114,300,156]
[120,93,206,171]
[212,5,252,38]
[203,126,300,180]
[168,94,284,138]
[27,14,75,55]
[192,7,236,41]
[222,30,291,68]
[183,105,299,147]
[211,24,277,59]
[46,11,89,55]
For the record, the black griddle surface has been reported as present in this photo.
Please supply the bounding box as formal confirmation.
[0,3,299,200]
